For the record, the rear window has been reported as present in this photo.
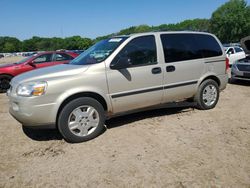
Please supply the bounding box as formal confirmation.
[160,33,223,63]
[54,53,74,61]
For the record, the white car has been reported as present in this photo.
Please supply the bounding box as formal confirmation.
[225,46,246,65]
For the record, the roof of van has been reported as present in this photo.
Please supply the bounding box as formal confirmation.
[114,31,213,38]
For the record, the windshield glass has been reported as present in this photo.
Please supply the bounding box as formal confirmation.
[69,37,128,65]
[15,55,34,64]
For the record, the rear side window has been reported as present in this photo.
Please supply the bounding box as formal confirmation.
[115,35,157,67]
[54,53,74,61]
[235,47,243,53]
[160,34,223,63]
[195,34,223,58]
[33,54,52,64]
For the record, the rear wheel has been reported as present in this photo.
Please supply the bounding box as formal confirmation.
[0,75,12,93]
[57,97,106,143]
[194,79,219,110]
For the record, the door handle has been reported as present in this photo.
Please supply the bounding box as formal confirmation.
[166,65,175,72]
[151,67,162,74]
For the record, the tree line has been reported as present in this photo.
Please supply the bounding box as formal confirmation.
[1,0,250,53]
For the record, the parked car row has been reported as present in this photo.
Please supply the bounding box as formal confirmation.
[0,51,79,92]
[0,50,84,58]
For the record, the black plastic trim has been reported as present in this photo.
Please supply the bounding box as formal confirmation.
[111,80,198,99]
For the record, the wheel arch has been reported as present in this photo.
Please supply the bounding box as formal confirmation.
[56,92,108,126]
[0,73,14,78]
[199,75,221,87]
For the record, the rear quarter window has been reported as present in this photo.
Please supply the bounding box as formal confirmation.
[194,34,223,58]
[235,47,243,53]
[160,33,223,63]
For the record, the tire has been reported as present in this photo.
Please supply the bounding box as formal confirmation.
[194,79,219,110]
[57,97,106,143]
[0,75,12,93]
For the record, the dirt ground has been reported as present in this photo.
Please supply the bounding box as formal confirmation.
[0,56,24,65]
[0,57,250,187]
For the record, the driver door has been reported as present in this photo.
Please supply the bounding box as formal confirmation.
[106,35,164,114]
[32,53,54,68]
[18,54,53,74]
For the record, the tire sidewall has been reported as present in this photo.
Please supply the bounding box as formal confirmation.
[198,79,219,110]
[0,75,12,92]
[58,97,105,143]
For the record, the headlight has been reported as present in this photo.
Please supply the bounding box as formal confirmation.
[16,81,47,97]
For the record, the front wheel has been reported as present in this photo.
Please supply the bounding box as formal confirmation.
[58,97,106,143]
[194,79,219,110]
[0,75,12,93]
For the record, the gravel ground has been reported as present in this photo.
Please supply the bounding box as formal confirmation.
[0,57,249,187]
[0,56,24,64]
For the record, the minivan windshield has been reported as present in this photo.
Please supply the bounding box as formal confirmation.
[69,37,128,65]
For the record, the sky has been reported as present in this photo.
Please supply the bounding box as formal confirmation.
[0,0,247,40]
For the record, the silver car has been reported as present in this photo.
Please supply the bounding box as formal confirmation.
[231,36,250,82]
[7,32,228,143]
[231,56,250,81]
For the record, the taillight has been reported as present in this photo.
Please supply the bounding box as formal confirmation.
[225,57,230,73]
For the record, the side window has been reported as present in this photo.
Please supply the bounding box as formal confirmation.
[235,47,243,53]
[227,48,235,54]
[54,53,73,61]
[33,54,52,64]
[115,35,157,66]
[160,34,202,63]
[194,34,223,58]
[160,34,223,63]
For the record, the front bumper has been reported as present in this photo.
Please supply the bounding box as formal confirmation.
[8,92,57,128]
[231,66,250,81]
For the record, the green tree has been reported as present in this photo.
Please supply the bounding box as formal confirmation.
[0,37,21,52]
[210,0,250,43]
[63,36,92,50]
[22,36,41,51]
[3,42,16,52]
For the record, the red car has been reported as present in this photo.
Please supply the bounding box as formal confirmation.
[0,51,79,92]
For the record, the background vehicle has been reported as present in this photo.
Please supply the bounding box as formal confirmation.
[8,32,228,143]
[70,50,85,55]
[231,56,250,81]
[0,54,4,58]
[0,51,78,92]
[22,52,37,57]
[225,46,246,66]
[231,36,250,82]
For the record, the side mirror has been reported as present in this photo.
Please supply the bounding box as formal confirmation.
[28,61,36,68]
[110,57,131,70]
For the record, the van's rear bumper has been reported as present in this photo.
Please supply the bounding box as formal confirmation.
[218,74,228,91]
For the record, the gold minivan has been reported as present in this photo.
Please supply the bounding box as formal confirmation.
[8,32,228,143]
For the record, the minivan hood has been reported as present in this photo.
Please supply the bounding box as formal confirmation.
[12,64,89,84]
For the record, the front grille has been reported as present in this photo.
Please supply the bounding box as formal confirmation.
[237,64,250,72]
[243,72,250,78]
[235,75,250,79]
